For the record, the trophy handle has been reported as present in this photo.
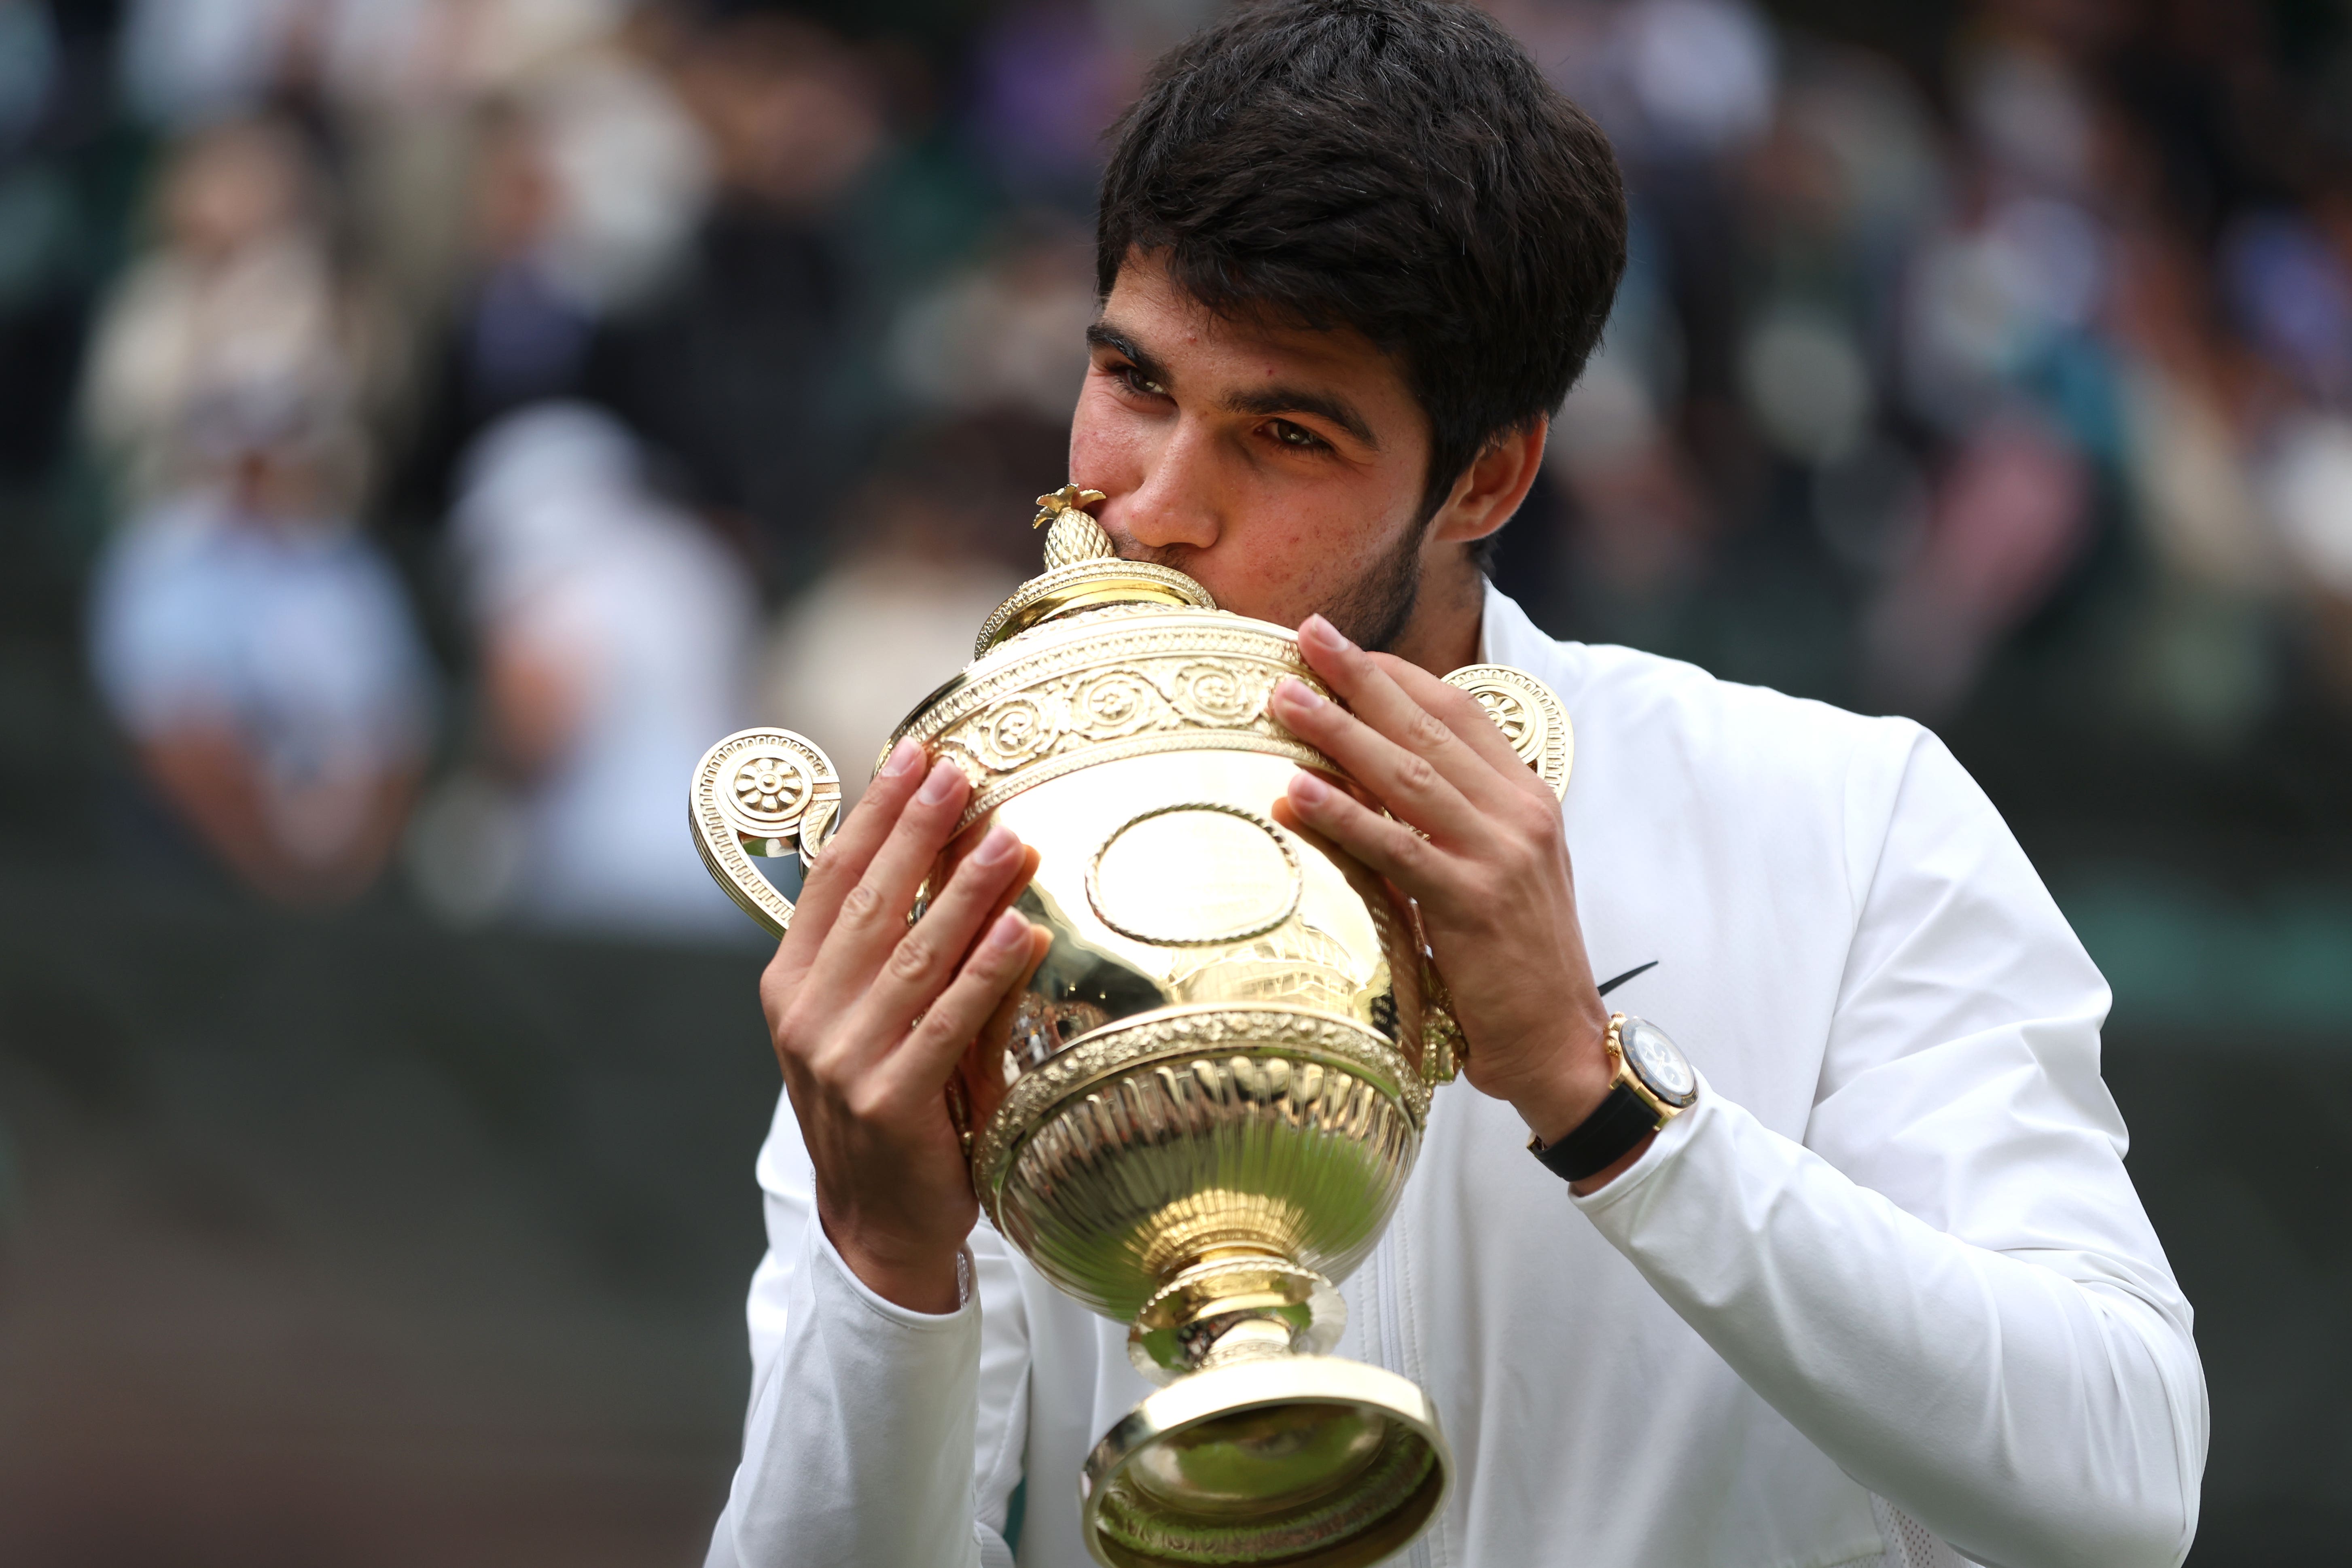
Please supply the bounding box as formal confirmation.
[1441,663,1572,800]
[689,728,843,939]
[1420,953,1466,1084]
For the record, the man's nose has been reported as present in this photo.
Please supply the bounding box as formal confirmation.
[1118,419,1223,554]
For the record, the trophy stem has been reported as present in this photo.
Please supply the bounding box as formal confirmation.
[1195,1316,1297,1371]
[1128,1253,1346,1385]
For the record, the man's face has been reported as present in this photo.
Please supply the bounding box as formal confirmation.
[1068,252,1437,648]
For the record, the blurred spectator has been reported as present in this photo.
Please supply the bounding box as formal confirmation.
[887,213,1095,426]
[761,417,1055,793]
[118,0,626,126]
[411,403,754,937]
[1864,409,2093,712]
[76,106,428,907]
[585,11,889,589]
[2221,209,2352,405]
[88,388,432,905]
[2108,220,2283,740]
[0,0,100,486]
[1614,0,1779,159]
[0,2,54,150]
[395,46,710,518]
[2270,412,2352,703]
[1542,222,1714,645]
[964,0,1143,210]
[80,114,367,508]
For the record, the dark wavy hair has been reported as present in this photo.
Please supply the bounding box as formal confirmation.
[1098,0,1629,538]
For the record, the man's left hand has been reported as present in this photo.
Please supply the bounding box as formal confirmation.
[1270,614,1630,1177]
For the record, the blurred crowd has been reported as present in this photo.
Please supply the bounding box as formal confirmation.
[2,0,2349,934]
[1506,0,2352,742]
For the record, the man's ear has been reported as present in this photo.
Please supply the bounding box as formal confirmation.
[1427,418,1549,547]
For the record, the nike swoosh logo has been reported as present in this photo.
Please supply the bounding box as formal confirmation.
[1596,960,1657,998]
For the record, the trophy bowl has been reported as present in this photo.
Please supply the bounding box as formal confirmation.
[691,488,1569,1567]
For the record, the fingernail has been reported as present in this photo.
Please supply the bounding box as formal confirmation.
[971,824,1017,867]
[883,738,924,777]
[1290,771,1332,806]
[1275,677,1325,711]
[985,909,1028,952]
[1301,614,1350,652]
[917,760,963,804]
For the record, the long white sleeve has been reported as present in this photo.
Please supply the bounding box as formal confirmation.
[1572,731,2207,1568]
[706,1092,1032,1568]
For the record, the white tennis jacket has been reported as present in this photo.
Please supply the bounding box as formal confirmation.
[707,583,2207,1568]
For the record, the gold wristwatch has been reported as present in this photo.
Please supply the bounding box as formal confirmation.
[1528,1013,1697,1182]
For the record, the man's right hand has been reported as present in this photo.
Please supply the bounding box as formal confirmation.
[761,737,1047,1314]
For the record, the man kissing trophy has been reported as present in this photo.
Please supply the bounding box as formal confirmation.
[697,482,1568,1563]
[691,5,2205,1567]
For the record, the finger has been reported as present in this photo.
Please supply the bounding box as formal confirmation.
[786,737,930,945]
[868,908,1043,1108]
[1269,672,1482,841]
[761,738,931,1028]
[854,822,1032,1053]
[961,918,1051,1121]
[970,842,1046,956]
[1276,770,1458,904]
[1367,653,1543,794]
[806,756,975,993]
[1291,614,1529,815]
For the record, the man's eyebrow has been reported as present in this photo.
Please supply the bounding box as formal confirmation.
[1223,384,1378,449]
[1086,321,1378,449]
[1085,322,1173,390]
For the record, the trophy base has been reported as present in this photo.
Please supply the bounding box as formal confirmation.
[1080,1355,1451,1568]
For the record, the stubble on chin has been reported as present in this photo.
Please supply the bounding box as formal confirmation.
[1117,521,1426,653]
[1316,517,1426,653]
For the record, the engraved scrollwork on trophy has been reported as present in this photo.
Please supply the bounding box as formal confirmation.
[1072,667,1162,740]
[689,728,841,938]
[1168,660,1257,725]
[915,631,1332,831]
[973,694,1054,769]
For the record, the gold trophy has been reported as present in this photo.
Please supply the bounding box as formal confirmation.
[690,487,1570,1568]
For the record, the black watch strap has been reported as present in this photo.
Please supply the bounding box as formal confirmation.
[1531,1083,1659,1182]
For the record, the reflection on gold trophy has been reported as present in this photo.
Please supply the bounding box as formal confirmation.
[691,485,1570,1568]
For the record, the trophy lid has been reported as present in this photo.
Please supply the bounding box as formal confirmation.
[972,485,1218,657]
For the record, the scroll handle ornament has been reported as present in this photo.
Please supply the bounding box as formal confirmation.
[689,728,843,938]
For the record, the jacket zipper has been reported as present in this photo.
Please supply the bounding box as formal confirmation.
[1369,1221,1436,1568]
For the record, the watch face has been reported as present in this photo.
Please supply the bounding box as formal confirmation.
[1619,1018,1696,1106]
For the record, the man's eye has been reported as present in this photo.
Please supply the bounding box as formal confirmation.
[1120,366,1167,398]
[1270,420,1324,449]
